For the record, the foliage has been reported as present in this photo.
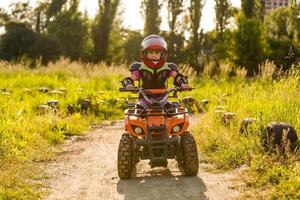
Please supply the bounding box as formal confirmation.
[188,0,205,73]
[122,30,144,63]
[166,0,185,62]
[6,2,35,27]
[241,0,255,18]
[30,33,61,65]
[264,7,290,39]
[92,0,120,62]
[47,7,88,60]
[214,29,234,63]
[0,22,36,61]
[46,0,68,20]
[265,37,292,69]
[263,5,300,69]
[215,0,233,36]
[142,0,161,36]
[231,13,266,75]
[287,1,300,46]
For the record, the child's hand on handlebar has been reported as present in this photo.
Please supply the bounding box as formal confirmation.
[181,84,190,89]
[126,84,134,89]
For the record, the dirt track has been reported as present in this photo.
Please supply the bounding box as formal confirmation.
[41,115,242,200]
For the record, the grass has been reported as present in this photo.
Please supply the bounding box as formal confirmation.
[0,59,128,199]
[1,59,300,199]
[191,64,300,199]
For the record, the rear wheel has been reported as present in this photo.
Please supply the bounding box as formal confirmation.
[118,133,133,179]
[181,132,199,176]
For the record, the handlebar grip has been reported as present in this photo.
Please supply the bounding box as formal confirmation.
[177,87,194,92]
[119,87,139,92]
[185,87,194,91]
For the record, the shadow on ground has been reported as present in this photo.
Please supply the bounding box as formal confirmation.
[117,168,207,200]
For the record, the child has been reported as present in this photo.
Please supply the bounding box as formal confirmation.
[121,35,189,108]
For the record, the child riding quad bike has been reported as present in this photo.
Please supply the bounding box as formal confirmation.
[118,87,199,179]
[118,35,199,179]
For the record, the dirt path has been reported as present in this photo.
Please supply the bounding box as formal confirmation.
[41,115,242,200]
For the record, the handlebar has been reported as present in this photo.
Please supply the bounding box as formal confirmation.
[119,87,140,93]
[119,87,193,93]
[119,87,194,105]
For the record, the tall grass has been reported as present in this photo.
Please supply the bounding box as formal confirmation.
[191,63,300,199]
[1,59,300,199]
[0,59,128,199]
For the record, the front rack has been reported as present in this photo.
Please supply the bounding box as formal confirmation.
[125,105,187,117]
[125,95,181,108]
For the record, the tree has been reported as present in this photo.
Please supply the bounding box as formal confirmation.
[256,0,265,22]
[0,22,36,61]
[166,0,185,63]
[0,2,49,32]
[142,0,161,35]
[10,2,34,24]
[188,0,205,73]
[47,2,88,60]
[92,0,120,62]
[262,2,300,68]
[231,13,266,75]
[265,37,292,69]
[215,0,232,37]
[213,29,234,62]
[0,2,62,64]
[241,0,255,18]
[46,0,68,21]
[106,8,126,64]
[264,7,289,39]
[122,30,144,63]
[34,2,49,33]
[0,2,36,28]
[213,0,234,65]
[287,1,300,47]
[31,34,61,64]
[0,8,10,26]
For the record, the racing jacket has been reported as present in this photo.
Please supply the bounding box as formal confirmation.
[129,62,178,89]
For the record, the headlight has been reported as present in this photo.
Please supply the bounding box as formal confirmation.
[134,127,143,134]
[172,125,181,133]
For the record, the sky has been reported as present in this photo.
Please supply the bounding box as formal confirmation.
[0,0,241,32]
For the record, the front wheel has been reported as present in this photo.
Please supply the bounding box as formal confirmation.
[181,132,199,176]
[118,133,133,179]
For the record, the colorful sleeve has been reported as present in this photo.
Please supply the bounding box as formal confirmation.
[168,63,179,77]
[129,62,141,79]
[132,70,140,79]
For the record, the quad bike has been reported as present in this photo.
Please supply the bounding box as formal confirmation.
[118,87,199,179]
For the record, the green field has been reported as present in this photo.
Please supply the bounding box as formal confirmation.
[0,60,299,199]
[191,65,300,199]
[0,60,128,199]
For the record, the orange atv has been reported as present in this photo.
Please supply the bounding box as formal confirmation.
[118,87,199,179]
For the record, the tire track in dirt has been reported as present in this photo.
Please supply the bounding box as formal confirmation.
[41,115,242,200]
